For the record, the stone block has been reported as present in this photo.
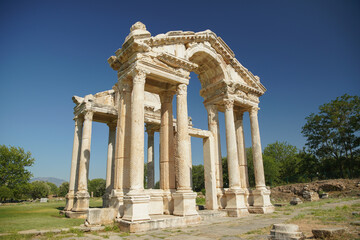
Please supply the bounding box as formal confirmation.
[122,193,150,222]
[350,221,360,226]
[269,224,304,240]
[72,191,90,212]
[302,190,319,201]
[40,198,48,203]
[173,191,198,216]
[148,190,163,215]
[290,197,302,205]
[312,228,346,239]
[86,208,117,225]
[225,189,249,217]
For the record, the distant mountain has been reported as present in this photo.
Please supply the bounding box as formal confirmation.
[30,177,67,186]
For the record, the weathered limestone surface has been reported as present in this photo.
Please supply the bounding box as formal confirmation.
[65,21,272,231]
[269,224,305,240]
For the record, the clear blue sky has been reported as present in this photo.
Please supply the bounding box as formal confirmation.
[0,0,359,182]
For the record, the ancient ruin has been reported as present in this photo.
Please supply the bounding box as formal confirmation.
[64,22,274,231]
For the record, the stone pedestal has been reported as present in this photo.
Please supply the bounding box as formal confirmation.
[269,224,304,240]
[73,191,90,212]
[225,189,249,217]
[249,188,274,213]
[163,190,174,215]
[122,192,151,222]
[109,189,124,217]
[173,191,198,216]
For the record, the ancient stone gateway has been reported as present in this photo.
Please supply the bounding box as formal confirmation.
[64,22,274,231]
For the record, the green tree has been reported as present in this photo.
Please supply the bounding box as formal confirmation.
[88,178,106,197]
[297,149,319,182]
[46,182,58,196]
[246,147,280,187]
[263,141,300,184]
[192,164,204,192]
[222,157,229,188]
[30,181,50,199]
[58,182,69,197]
[302,94,360,178]
[0,186,13,201]
[0,145,35,189]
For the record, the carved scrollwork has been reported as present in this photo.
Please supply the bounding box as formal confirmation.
[223,99,234,111]
[205,104,218,125]
[177,84,187,95]
[132,69,147,85]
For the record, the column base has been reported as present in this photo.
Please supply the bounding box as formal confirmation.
[72,191,90,212]
[173,190,198,216]
[162,190,175,215]
[122,191,150,222]
[225,188,249,217]
[64,192,75,211]
[109,189,124,217]
[248,188,274,214]
[217,188,226,209]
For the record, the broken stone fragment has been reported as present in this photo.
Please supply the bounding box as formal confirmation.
[312,228,346,239]
[290,197,302,205]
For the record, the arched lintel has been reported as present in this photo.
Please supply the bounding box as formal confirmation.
[184,43,229,87]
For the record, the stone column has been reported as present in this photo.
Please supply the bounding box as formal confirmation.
[159,91,176,214]
[173,84,197,216]
[110,82,131,213]
[146,128,155,189]
[249,107,274,213]
[205,104,225,207]
[103,122,116,207]
[224,100,241,189]
[65,116,83,211]
[224,99,248,216]
[249,107,266,189]
[122,70,150,222]
[235,111,249,189]
[73,110,93,213]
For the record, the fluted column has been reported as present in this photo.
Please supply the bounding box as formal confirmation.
[122,69,150,222]
[249,107,266,190]
[235,111,249,189]
[224,99,241,190]
[73,110,93,212]
[224,100,248,216]
[173,83,197,216]
[159,91,175,190]
[128,71,146,192]
[205,104,223,190]
[146,129,155,189]
[65,116,83,211]
[248,107,274,213]
[175,84,191,191]
[103,122,116,207]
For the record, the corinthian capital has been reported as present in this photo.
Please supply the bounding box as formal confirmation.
[177,84,187,96]
[224,99,234,111]
[249,107,259,116]
[132,69,147,85]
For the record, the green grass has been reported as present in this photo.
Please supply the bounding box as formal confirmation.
[289,199,360,224]
[0,200,85,233]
